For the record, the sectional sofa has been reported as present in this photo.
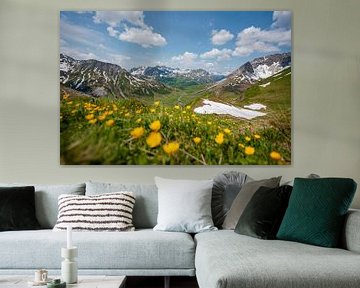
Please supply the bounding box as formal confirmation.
[0,180,359,288]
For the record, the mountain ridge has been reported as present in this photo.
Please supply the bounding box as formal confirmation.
[60,54,170,99]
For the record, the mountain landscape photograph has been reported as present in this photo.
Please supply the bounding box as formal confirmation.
[60,11,292,165]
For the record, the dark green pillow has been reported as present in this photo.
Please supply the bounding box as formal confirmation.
[277,178,357,247]
[0,186,41,231]
[235,185,292,239]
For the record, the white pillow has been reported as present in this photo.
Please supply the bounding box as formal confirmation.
[53,192,135,232]
[154,177,217,233]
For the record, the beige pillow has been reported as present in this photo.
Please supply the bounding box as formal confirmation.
[222,177,281,230]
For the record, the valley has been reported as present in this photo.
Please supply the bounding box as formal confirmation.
[60,52,291,165]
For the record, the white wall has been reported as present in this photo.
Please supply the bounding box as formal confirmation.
[0,0,359,208]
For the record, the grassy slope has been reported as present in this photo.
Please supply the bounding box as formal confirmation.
[60,68,291,165]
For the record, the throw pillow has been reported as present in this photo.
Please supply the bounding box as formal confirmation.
[283,173,320,186]
[212,171,252,228]
[53,192,136,231]
[153,177,217,233]
[234,185,293,239]
[86,181,158,229]
[222,176,281,230]
[0,186,41,231]
[277,178,357,247]
[0,182,86,228]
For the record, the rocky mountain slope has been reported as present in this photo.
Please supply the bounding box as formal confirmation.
[210,52,291,94]
[60,54,170,98]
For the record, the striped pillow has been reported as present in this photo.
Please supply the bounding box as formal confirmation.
[53,192,136,231]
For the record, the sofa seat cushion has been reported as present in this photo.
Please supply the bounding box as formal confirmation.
[0,229,195,270]
[195,230,360,288]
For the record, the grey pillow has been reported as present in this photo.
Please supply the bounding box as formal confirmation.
[212,171,252,228]
[283,173,320,186]
[0,183,85,228]
[153,177,217,233]
[222,177,281,230]
[86,181,158,229]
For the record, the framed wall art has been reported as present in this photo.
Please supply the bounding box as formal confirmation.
[60,11,292,165]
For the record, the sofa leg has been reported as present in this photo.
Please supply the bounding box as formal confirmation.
[164,276,170,288]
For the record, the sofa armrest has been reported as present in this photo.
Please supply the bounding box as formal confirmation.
[342,209,360,253]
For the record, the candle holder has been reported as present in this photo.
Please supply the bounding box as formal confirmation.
[61,247,78,284]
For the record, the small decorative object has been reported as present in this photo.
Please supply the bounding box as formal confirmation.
[47,279,66,288]
[61,225,78,284]
[34,269,48,283]
[27,268,50,286]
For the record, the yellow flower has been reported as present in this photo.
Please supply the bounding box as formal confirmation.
[186,105,191,110]
[98,114,106,121]
[85,114,94,120]
[238,143,245,148]
[207,121,212,125]
[88,119,97,125]
[63,94,69,100]
[245,136,251,142]
[150,108,156,113]
[105,119,115,127]
[124,112,130,117]
[136,118,142,123]
[193,137,201,144]
[215,133,224,145]
[66,101,73,105]
[270,151,282,161]
[136,109,142,114]
[130,127,145,139]
[224,128,231,134]
[244,146,255,155]
[107,110,114,115]
[163,142,180,155]
[254,134,261,139]
[146,132,162,148]
[182,111,186,114]
[150,120,161,131]
[154,101,160,106]
[71,110,77,114]
[174,105,180,110]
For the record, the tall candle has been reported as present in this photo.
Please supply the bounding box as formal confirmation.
[67,225,72,249]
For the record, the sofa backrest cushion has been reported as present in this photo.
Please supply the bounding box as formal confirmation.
[0,183,86,229]
[86,181,158,229]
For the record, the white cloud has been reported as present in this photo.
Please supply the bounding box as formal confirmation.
[233,26,291,56]
[118,27,167,48]
[93,11,145,28]
[107,26,119,37]
[60,47,98,61]
[171,52,198,62]
[272,11,292,29]
[107,53,131,66]
[75,11,93,14]
[200,48,232,60]
[211,29,234,45]
[93,11,167,48]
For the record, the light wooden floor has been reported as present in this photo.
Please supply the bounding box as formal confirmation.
[126,276,199,288]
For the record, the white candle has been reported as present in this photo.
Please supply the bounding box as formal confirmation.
[67,225,72,249]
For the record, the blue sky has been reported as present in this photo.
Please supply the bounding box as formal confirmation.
[60,11,291,74]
